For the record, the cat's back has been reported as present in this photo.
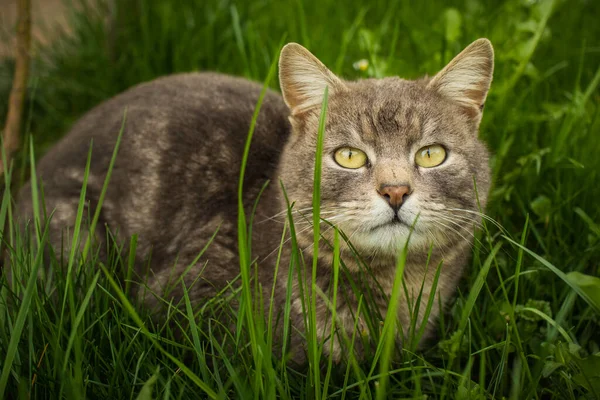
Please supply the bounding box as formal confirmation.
[19,72,291,249]
[35,72,290,179]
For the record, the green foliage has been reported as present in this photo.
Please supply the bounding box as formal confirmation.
[1,0,599,398]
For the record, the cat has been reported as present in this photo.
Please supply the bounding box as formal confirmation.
[9,38,493,364]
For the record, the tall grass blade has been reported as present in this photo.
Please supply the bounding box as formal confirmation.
[0,217,52,398]
[308,85,329,398]
[236,46,279,396]
[375,245,408,400]
[99,264,218,399]
[503,236,600,314]
[81,110,126,262]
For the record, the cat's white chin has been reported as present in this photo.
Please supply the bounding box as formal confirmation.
[338,200,439,257]
[345,222,432,258]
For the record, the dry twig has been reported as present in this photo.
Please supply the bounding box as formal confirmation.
[1,0,32,175]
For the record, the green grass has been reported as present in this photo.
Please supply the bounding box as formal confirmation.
[1,0,600,398]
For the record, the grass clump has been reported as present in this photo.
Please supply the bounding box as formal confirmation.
[1,0,600,398]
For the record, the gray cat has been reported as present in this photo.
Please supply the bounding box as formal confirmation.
[10,39,493,363]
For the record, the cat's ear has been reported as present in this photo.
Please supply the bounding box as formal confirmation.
[279,43,346,116]
[428,38,494,119]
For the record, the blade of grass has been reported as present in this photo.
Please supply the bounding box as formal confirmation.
[27,137,41,248]
[322,228,340,399]
[266,220,287,349]
[99,263,217,399]
[413,259,443,348]
[0,135,14,240]
[236,48,279,397]
[375,244,408,400]
[125,234,138,295]
[54,140,94,386]
[503,235,600,313]
[0,215,52,398]
[308,85,329,398]
[182,283,209,382]
[81,110,126,263]
[60,270,100,374]
[441,241,502,399]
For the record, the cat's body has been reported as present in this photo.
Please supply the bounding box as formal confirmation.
[16,72,291,301]
[11,40,494,363]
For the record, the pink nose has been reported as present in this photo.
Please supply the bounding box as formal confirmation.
[377,185,411,210]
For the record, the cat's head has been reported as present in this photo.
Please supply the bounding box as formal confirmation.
[277,39,493,258]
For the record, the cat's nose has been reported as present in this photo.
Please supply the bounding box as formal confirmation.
[377,184,411,211]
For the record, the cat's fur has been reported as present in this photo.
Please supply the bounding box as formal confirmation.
[10,39,493,363]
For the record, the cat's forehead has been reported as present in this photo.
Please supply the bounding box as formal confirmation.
[327,77,462,148]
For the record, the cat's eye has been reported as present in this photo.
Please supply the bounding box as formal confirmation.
[415,145,447,168]
[334,147,368,169]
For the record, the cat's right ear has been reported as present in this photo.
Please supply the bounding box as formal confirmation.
[279,43,346,116]
[427,38,494,120]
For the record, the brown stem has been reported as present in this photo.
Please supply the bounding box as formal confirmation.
[1,0,32,176]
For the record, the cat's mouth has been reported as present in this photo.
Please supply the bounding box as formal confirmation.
[389,216,411,229]
[371,214,410,231]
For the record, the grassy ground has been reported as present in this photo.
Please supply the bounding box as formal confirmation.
[1,0,600,398]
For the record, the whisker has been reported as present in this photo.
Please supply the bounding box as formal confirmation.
[424,227,449,259]
[260,222,317,261]
[255,207,339,225]
[300,223,339,253]
[432,219,479,249]
[439,212,483,227]
[446,208,506,233]
[438,215,480,238]
[260,211,352,261]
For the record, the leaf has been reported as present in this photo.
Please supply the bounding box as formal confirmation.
[567,158,585,169]
[136,368,160,400]
[503,236,600,314]
[523,62,540,80]
[516,19,539,34]
[541,361,563,378]
[564,272,600,311]
[530,195,551,219]
[572,353,600,394]
[515,38,536,62]
[358,28,378,53]
[443,8,462,43]
[456,383,485,400]
[554,342,600,395]
[575,207,600,237]
[438,329,467,356]
[542,102,570,120]
[516,299,552,321]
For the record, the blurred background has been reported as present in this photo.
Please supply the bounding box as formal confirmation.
[1,0,70,57]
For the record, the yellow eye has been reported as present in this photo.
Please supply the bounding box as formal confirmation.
[334,147,368,169]
[415,145,447,168]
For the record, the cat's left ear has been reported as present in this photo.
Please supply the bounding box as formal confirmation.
[428,38,494,120]
[279,43,346,116]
